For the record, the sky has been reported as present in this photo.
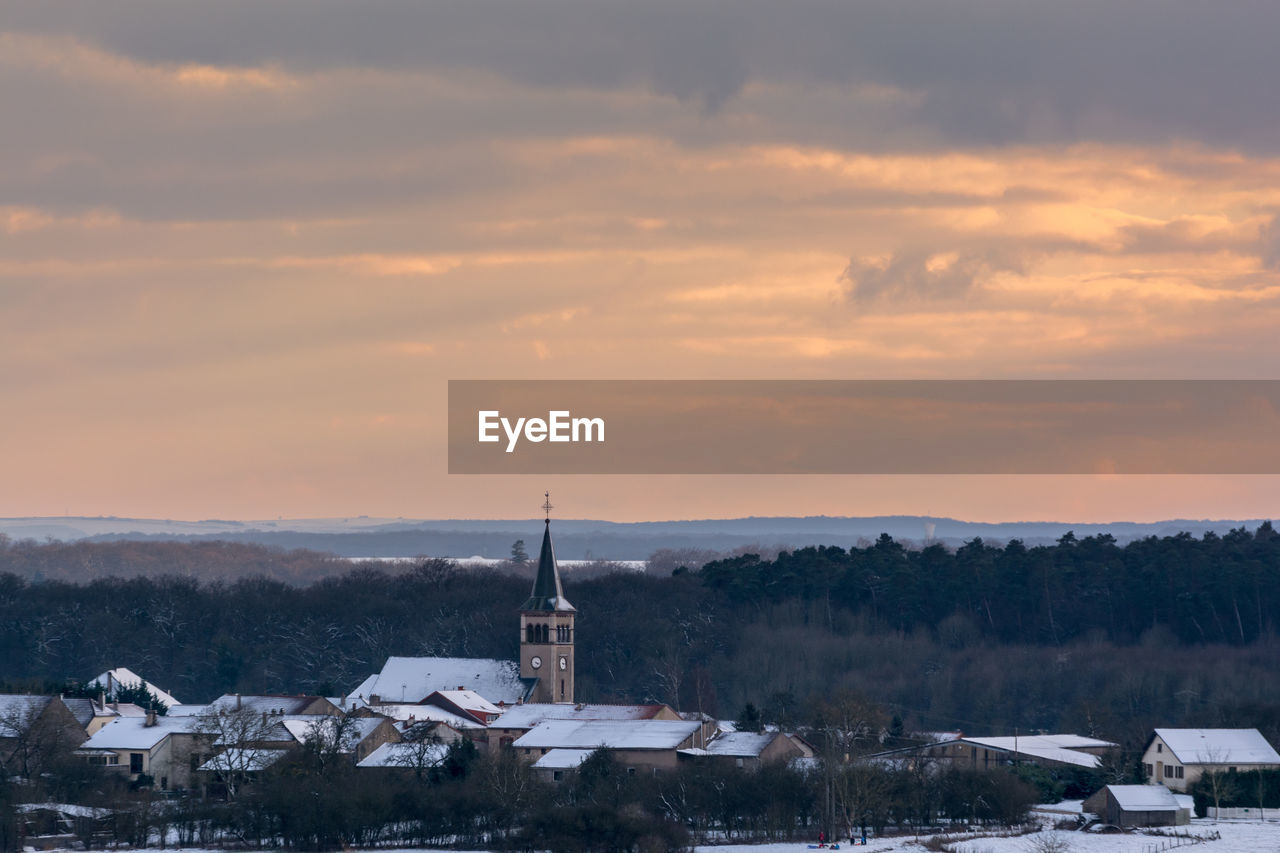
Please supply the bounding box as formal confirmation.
[3,1,1280,524]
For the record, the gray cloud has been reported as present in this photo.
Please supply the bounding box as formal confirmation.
[7,0,1280,151]
[843,248,1024,303]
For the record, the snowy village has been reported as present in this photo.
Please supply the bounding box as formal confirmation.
[3,517,1279,853]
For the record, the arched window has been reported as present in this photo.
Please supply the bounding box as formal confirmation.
[539,624,549,643]
[526,624,535,643]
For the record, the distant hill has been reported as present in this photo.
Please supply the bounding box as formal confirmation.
[1,514,1272,561]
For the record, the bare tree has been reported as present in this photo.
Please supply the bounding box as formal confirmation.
[1025,831,1074,853]
[193,706,285,800]
[0,697,82,783]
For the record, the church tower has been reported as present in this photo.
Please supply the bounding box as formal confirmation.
[519,493,575,703]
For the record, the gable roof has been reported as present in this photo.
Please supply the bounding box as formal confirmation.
[198,748,286,773]
[363,702,481,730]
[521,520,575,612]
[705,731,779,758]
[350,656,532,706]
[1154,728,1280,765]
[513,719,701,751]
[0,695,52,736]
[1108,784,1181,811]
[533,748,595,770]
[89,669,180,709]
[60,697,97,729]
[80,716,197,751]
[204,695,338,716]
[492,703,669,730]
[280,717,388,750]
[357,741,449,769]
[961,735,1109,768]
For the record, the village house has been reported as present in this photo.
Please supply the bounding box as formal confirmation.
[513,719,707,772]
[864,733,1118,771]
[0,695,88,780]
[1142,728,1280,792]
[680,730,806,769]
[487,702,682,750]
[1083,784,1193,827]
[76,712,203,790]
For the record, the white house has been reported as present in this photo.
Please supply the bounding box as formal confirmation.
[1142,728,1280,792]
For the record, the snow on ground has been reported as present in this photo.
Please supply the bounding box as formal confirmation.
[947,819,1280,853]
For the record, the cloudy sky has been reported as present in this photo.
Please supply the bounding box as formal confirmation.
[4,1,1279,523]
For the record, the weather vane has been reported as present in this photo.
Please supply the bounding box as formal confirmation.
[542,491,553,523]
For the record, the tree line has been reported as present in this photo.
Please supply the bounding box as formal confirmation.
[1,527,1279,747]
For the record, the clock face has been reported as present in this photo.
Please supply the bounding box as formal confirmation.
[530,655,542,670]
[559,656,567,670]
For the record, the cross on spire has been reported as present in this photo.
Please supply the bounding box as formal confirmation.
[542,491,553,524]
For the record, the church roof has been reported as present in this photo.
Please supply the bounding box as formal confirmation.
[521,520,575,612]
[347,656,534,706]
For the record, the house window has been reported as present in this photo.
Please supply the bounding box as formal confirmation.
[130,753,144,774]
[1157,743,1162,753]
[160,776,168,790]
[627,767,636,776]
[1144,763,1153,778]
[736,758,744,768]
[1175,766,1184,778]
[553,771,563,781]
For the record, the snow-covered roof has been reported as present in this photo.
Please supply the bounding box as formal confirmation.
[81,716,197,751]
[365,703,481,730]
[533,748,596,770]
[204,695,338,716]
[166,704,210,717]
[280,717,386,750]
[705,731,778,758]
[89,669,180,709]
[198,748,286,773]
[357,741,449,769]
[1154,729,1280,765]
[432,689,501,716]
[16,802,111,819]
[962,736,1106,769]
[513,719,701,751]
[349,656,532,706]
[1108,785,1181,811]
[60,697,96,729]
[0,695,51,736]
[491,703,668,730]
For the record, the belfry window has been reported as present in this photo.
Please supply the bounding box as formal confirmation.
[526,624,535,643]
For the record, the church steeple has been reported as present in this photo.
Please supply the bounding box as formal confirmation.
[521,516,575,612]
[519,492,576,703]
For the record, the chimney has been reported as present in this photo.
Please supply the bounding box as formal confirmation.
[235,693,242,711]
[99,690,106,712]
[144,710,157,727]
[262,711,268,725]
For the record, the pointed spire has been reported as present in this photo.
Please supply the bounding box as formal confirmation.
[521,493,575,612]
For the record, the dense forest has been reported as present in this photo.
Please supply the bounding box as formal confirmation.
[2,527,1279,753]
